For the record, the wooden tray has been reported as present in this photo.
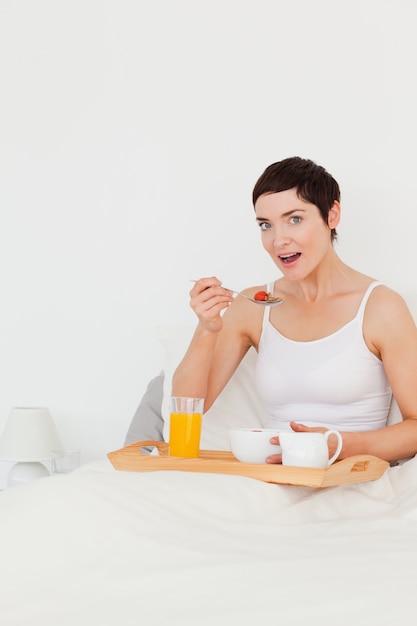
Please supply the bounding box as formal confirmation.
[107,440,389,488]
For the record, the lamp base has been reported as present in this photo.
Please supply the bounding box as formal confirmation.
[8,461,49,487]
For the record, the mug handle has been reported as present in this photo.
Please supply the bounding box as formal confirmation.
[325,430,343,465]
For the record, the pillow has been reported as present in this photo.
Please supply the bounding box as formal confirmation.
[124,374,165,451]
[156,325,266,450]
[386,397,401,427]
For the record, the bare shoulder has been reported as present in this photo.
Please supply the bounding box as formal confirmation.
[365,284,417,356]
[221,285,265,347]
[368,284,415,322]
[205,295,262,403]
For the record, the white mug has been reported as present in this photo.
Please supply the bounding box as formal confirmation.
[280,430,343,469]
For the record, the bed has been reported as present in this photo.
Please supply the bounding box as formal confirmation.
[1,322,417,625]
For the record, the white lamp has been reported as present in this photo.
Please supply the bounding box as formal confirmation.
[0,407,64,487]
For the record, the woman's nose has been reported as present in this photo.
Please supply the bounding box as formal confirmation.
[273,230,291,249]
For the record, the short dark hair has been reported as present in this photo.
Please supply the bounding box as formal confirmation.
[252,157,340,242]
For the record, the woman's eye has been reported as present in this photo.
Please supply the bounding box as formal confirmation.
[290,215,302,224]
[259,222,271,231]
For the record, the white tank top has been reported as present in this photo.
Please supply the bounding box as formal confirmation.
[254,281,392,432]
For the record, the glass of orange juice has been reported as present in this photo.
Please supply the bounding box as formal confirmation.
[169,397,204,458]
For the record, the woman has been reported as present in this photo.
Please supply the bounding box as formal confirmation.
[172,157,417,463]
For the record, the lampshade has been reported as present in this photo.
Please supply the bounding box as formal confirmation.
[0,407,63,461]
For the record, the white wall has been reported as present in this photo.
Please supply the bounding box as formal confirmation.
[0,0,416,486]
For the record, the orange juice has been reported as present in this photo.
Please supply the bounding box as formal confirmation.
[169,411,202,458]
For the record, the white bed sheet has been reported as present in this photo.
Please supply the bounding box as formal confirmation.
[1,456,417,625]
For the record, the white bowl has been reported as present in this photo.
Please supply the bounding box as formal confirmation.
[229,428,281,464]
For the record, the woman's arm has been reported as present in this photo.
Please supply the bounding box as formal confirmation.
[171,277,257,411]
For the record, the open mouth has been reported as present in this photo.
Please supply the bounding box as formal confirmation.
[279,253,301,265]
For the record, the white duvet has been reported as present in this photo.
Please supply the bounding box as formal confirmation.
[1,456,417,626]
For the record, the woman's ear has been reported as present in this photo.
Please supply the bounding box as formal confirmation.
[328,201,341,230]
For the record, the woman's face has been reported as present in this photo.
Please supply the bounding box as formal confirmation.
[254,188,340,280]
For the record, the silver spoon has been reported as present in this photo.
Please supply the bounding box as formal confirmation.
[190,281,284,306]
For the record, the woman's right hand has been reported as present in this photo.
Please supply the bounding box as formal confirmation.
[190,277,234,333]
